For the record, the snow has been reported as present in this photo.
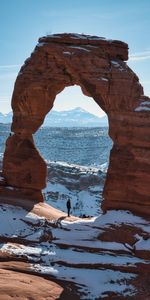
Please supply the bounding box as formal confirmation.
[69,46,91,52]
[111,60,119,65]
[135,237,150,251]
[0,204,44,241]
[63,51,71,55]
[46,34,61,38]
[6,186,15,190]
[36,42,47,48]
[94,210,150,232]
[33,264,136,299]
[2,243,43,262]
[44,180,102,217]
[134,100,150,112]
[71,33,90,40]
[140,101,150,105]
[33,264,59,275]
[43,161,104,217]
[69,33,107,41]
[54,236,131,252]
[50,246,146,266]
[0,204,149,299]
[99,162,108,173]
[46,160,98,171]
[70,33,110,41]
[100,77,108,81]
[111,60,125,71]
[135,106,150,112]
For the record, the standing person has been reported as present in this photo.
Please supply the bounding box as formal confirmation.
[66,199,71,217]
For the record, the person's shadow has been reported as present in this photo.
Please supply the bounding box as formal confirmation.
[55,216,69,229]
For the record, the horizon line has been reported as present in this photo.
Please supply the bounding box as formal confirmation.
[0,106,106,117]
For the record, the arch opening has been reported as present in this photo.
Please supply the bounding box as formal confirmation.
[34,85,112,217]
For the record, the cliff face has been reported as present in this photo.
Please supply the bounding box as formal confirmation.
[103,107,150,215]
[2,33,150,216]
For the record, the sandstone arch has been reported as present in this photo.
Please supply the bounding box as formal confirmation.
[2,33,150,215]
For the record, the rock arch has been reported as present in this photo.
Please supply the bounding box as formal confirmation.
[2,33,150,215]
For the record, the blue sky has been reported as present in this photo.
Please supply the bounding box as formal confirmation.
[0,0,150,116]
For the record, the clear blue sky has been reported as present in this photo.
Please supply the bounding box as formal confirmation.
[0,0,150,116]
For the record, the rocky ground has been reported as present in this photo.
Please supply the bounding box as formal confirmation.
[0,161,150,299]
[0,197,150,299]
[43,161,106,217]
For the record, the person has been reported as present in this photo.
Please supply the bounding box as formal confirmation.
[66,199,71,217]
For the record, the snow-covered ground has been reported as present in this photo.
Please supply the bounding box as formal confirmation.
[0,203,150,299]
[43,161,106,217]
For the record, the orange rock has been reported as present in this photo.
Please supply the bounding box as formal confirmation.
[2,33,150,216]
[0,267,64,300]
[3,134,47,191]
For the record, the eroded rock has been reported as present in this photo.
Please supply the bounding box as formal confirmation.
[2,33,150,215]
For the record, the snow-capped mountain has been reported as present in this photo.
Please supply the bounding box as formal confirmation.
[0,108,108,127]
[44,107,108,127]
[0,112,12,124]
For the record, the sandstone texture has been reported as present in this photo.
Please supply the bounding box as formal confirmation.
[0,267,64,300]
[2,33,150,215]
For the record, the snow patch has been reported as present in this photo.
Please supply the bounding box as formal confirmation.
[134,100,150,112]
[140,101,150,105]
[32,264,137,299]
[135,106,150,112]
[111,60,125,71]
[36,42,47,47]
[46,34,61,39]
[6,186,15,190]
[135,237,150,251]
[69,46,90,52]
[100,77,108,81]
[63,51,71,55]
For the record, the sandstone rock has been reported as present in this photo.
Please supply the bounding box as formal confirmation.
[0,267,64,300]
[0,185,44,203]
[2,33,150,216]
[3,134,47,190]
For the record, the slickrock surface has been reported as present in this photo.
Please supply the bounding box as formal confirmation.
[2,33,150,216]
[0,198,150,299]
[0,267,64,300]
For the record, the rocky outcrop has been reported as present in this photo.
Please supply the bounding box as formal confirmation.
[0,267,64,300]
[103,105,150,216]
[3,134,47,190]
[2,33,150,215]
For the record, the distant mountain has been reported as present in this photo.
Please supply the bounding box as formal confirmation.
[0,108,108,127]
[0,112,12,124]
[44,107,108,127]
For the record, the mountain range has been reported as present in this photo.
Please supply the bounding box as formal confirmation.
[0,107,108,127]
[0,112,13,124]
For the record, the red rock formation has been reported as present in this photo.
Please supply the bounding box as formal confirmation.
[2,33,150,214]
[3,134,46,190]
[0,266,64,300]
